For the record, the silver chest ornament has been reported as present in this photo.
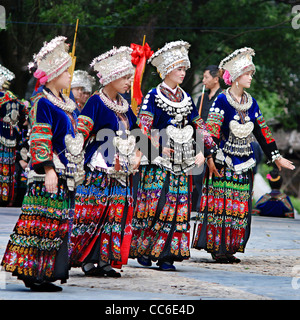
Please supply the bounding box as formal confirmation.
[155,85,196,169]
[142,85,197,174]
[3,102,19,129]
[113,130,137,173]
[166,124,195,168]
[223,115,254,157]
[229,120,254,138]
[166,124,193,144]
[155,87,195,169]
[64,133,85,190]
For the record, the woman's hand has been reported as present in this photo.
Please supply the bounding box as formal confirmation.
[275,157,295,171]
[195,152,205,167]
[162,147,174,157]
[132,149,142,173]
[207,157,221,179]
[19,160,28,170]
[44,166,58,193]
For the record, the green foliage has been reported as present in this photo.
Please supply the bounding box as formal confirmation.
[290,196,300,214]
[1,0,299,130]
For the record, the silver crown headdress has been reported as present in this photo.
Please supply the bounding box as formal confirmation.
[219,47,255,82]
[91,46,134,86]
[148,40,191,79]
[29,36,72,85]
[0,64,15,88]
[71,70,96,93]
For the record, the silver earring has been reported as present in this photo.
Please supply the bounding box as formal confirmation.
[236,81,239,87]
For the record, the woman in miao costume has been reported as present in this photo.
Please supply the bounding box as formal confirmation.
[70,46,141,277]
[129,41,218,271]
[1,36,85,291]
[71,70,96,115]
[192,47,295,263]
[0,65,28,205]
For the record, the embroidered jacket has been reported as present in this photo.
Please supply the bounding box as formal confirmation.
[0,90,28,148]
[137,84,218,174]
[206,91,280,173]
[77,92,139,170]
[29,92,79,174]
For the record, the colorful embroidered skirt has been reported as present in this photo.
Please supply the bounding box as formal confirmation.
[70,169,133,269]
[1,178,72,284]
[130,165,192,262]
[0,143,16,204]
[192,165,253,254]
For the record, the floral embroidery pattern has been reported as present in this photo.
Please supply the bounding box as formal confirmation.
[1,180,70,280]
[78,115,94,141]
[70,170,133,267]
[193,167,250,254]
[206,111,224,139]
[137,111,159,148]
[256,114,275,144]
[130,166,191,261]
[30,123,53,166]
[192,114,219,152]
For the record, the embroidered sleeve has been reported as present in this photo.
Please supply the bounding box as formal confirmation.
[192,95,223,155]
[252,106,280,162]
[255,194,271,207]
[0,90,18,105]
[256,113,275,144]
[192,115,218,155]
[137,90,160,149]
[30,123,53,171]
[205,96,225,141]
[137,110,159,148]
[29,97,55,173]
[78,115,94,141]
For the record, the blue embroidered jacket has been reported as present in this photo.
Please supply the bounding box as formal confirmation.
[78,93,139,167]
[29,92,78,174]
[206,92,280,173]
[138,86,218,160]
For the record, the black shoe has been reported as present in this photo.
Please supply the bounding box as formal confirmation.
[83,266,102,277]
[157,262,176,271]
[226,254,241,263]
[100,268,121,278]
[27,282,63,292]
[211,253,229,264]
[137,256,152,267]
[84,266,121,278]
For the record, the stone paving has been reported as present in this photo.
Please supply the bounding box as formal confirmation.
[0,207,300,300]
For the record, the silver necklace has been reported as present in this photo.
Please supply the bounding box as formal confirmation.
[156,84,191,109]
[155,84,193,124]
[225,88,253,111]
[43,89,77,113]
[98,88,129,114]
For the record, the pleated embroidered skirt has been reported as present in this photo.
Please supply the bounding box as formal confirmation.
[1,178,73,284]
[70,169,133,269]
[192,165,253,254]
[130,165,192,263]
[0,143,16,203]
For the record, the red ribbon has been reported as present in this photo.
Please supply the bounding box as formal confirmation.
[130,42,153,105]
